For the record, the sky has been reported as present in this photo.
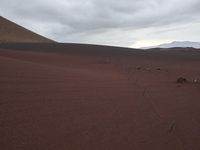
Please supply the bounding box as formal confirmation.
[1,0,200,48]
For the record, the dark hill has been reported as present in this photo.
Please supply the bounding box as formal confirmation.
[0,16,54,43]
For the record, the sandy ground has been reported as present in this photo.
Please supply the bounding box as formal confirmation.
[0,43,200,150]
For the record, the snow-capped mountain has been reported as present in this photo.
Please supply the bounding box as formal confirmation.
[143,41,200,49]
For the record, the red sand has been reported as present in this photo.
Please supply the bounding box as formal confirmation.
[0,43,200,150]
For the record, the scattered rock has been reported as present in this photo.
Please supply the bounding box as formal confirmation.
[168,121,175,133]
[156,68,161,70]
[193,79,200,83]
[146,68,151,71]
[176,77,187,84]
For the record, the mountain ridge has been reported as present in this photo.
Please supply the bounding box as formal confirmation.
[142,41,200,49]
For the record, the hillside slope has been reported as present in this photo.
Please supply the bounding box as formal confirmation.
[0,16,54,43]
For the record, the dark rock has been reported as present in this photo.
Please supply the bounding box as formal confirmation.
[176,77,187,84]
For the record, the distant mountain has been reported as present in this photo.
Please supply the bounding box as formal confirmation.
[0,16,54,43]
[143,41,200,49]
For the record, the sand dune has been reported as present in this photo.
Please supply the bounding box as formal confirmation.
[0,16,54,43]
[0,43,200,150]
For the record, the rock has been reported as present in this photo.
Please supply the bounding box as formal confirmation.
[176,77,187,84]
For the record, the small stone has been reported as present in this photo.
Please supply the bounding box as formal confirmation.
[176,77,187,84]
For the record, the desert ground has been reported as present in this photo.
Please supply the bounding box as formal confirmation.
[0,43,200,150]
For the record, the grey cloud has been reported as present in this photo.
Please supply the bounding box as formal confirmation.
[0,0,200,46]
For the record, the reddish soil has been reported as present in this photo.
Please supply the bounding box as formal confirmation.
[0,43,200,150]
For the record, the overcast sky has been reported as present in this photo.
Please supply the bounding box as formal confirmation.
[1,0,200,48]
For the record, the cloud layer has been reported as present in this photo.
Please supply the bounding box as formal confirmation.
[1,0,200,47]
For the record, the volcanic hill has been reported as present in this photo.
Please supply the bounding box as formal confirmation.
[0,16,54,43]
